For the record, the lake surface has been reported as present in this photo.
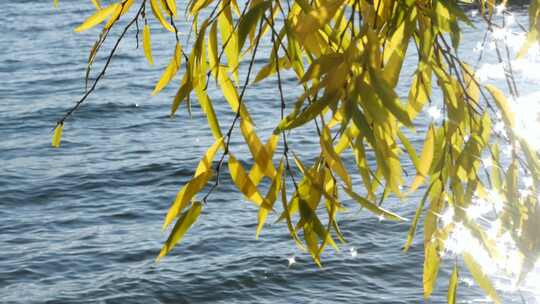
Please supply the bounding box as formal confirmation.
[0,1,537,303]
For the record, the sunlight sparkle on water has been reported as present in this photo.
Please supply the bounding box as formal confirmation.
[287,255,296,267]
[495,3,505,16]
[511,92,540,151]
[427,105,442,121]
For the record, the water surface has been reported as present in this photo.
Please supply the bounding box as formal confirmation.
[0,2,536,303]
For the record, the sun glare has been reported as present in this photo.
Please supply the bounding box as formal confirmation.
[440,8,540,302]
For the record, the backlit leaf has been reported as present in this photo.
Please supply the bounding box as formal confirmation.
[164,0,177,17]
[74,3,120,32]
[150,0,175,32]
[274,93,336,134]
[143,24,154,65]
[256,160,284,238]
[448,264,458,304]
[463,253,501,304]
[163,138,223,229]
[152,43,182,95]
[228,154,271,209]
[157,201,203,261]
[485,84,515,128]
[410,125,435,192]
[343,187,405,221]
[51,122,64,148]
[423,241,441,298]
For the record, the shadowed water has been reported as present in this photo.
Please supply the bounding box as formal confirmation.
[0,1,537,303]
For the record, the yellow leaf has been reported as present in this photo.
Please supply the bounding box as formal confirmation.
[274,93,336,133]
[463,253,501,304]
[157,201,203,261]
[368,68,414,128]
[194,85,223,140]
[398,129,420,171]
[295,0,341,35]
[171,72,191,116]
[194,137,224,175]
[228,154,271,209]
[216,69,252,123]
[163,138,223,229]
[448,264,458,304]
[485,84,515,128]
[150,0,175,32]
[103,2,124,30]
[143,24,154,65]
[51,123,64,148]
[382,6,415,87]
[208,22,219,76]
[163,171,212,230]
[248,134,279,185]
[321,126,352,188]
[119,0,135,15]
[91,0,101,9]
[53,0,59,8]
[407,65,431,119]
[280,177,305,250]
[410,124,435,192]
[74,3,120,32]
[218,6,239,82]
[241,119,276,179]
[237,0,272,51]
[304,222,322,267]
[423,241,441,298]
[343,187,405,221]
[403,185,432,252]
[164,0,177,17]
[256,160,284,238]
[152,43,182,95]
[190,0,215,14]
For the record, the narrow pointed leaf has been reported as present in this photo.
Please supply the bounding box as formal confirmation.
[228,154,271,209]
[410,125,435,192]
[150,0,175,32]
[463,253,501,304]
[152,43,182,95]
[143,24,154,65]
[157,201,203,261]
[75,3,120,32]
[343,187,405,221]
[448,264,458,304]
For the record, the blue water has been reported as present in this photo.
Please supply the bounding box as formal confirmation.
[0,1,536,303]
